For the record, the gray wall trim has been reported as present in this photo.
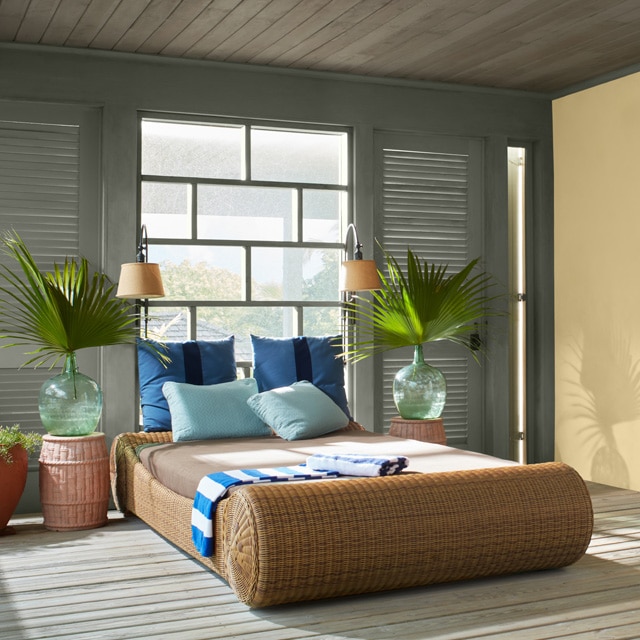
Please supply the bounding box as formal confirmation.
[0,42,550,101]
[525,138,555,463]
[483,135,511,460]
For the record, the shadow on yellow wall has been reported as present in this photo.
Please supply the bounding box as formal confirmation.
[558,329,640,488]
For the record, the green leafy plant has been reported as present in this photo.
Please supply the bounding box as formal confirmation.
[0,230,139,368]
[342,248,502,362]
[0,424,42,464]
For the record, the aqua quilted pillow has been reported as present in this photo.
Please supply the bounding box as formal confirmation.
[162,378,271,442]
[247,381,349,441]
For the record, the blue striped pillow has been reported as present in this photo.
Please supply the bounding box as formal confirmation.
[137,337,237,432]
[250,335,350,418]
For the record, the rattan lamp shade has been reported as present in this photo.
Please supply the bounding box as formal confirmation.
[116,262,165,299]
[340,259,381,291]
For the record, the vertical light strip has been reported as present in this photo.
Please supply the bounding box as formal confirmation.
[508,147,527,463]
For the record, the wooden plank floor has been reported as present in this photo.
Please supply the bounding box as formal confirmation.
[2,482,640,640]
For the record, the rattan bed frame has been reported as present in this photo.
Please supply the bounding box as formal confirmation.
[110,429,594,608]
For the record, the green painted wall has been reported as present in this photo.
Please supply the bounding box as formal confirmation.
[0,44,555,511]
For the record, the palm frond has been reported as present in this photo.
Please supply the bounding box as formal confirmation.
[342,247,504,362]
[0,231,139,368]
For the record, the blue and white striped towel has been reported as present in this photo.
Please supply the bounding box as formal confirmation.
[191,465,340,557]
[306,453,409,477]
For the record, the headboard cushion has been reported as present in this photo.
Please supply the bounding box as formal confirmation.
[138,337,237,432]
[250,335,350,418]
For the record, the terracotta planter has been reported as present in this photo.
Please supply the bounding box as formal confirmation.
[0,445,28,535]
[39,433,109,531]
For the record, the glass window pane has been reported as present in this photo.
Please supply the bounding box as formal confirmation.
[141,182,191,239]
[198,185,296,241]
[303,189,345,242]
[141,120,243,179]
[154,244,244,301]
[252,128,347,185]
[303,307,342,337]
[146,307,191,341]
[252,248,340,301]
[197,307,293,360]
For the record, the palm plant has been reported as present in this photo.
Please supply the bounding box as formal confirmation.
[0,231,144,436]
[342,248,503,419]
[0,230,138,368]
[342,248,501,362]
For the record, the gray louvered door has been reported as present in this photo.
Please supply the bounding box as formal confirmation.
[374,132,483,450]
[0,103,100,435]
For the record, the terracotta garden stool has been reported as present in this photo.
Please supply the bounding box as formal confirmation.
[389,417,447,446]
[39,432,110,531]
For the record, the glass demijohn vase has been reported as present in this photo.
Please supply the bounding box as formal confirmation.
[38,352,103,436]
[393,344,446,419]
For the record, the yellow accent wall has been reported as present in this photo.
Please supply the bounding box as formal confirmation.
[554,72,640,489]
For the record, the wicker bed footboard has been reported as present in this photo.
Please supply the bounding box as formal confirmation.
[110,432,594,608]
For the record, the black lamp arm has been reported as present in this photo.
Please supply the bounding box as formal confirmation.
[136,224,149,263]
[345,223,364,260]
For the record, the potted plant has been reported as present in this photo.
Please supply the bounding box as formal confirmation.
[0,231,140,436]
[0,424,42,535]
[342,247,502,419]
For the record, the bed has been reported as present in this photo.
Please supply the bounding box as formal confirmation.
[110,424,594,608]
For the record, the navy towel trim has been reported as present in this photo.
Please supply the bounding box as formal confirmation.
[183,342,204,385]
[293,336,313,382]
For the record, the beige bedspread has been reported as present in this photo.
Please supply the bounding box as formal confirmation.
[139,430,518,499]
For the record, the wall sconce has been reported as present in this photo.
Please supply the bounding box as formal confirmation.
[340,223,380,332]
[116,224,165,337]
[340,223,380,292]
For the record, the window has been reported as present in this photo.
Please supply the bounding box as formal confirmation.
[139,116,350,361]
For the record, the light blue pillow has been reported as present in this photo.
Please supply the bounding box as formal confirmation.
[162,378,272,442]
[246,381,350,441]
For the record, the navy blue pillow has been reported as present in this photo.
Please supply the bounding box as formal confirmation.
[137,337,237,432]
[250,335,350,418]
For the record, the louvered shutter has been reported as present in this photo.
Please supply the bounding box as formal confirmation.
[0,108,98,433]
[0,121,80,259]
[374,132,483,449]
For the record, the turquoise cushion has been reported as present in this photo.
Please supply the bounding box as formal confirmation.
[251,335,351,418]
[246,381,349,441]
[162,378,272,442]
[138,337,237,432]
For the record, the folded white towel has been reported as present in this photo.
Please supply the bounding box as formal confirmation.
[306,453,408,477]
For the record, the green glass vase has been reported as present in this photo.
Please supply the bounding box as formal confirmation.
[393,344,446,419]
[38,353,103,436]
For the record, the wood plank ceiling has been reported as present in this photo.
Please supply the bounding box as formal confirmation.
[1,0,640,94]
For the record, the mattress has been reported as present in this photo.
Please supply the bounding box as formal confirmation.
[138,430,519,499]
